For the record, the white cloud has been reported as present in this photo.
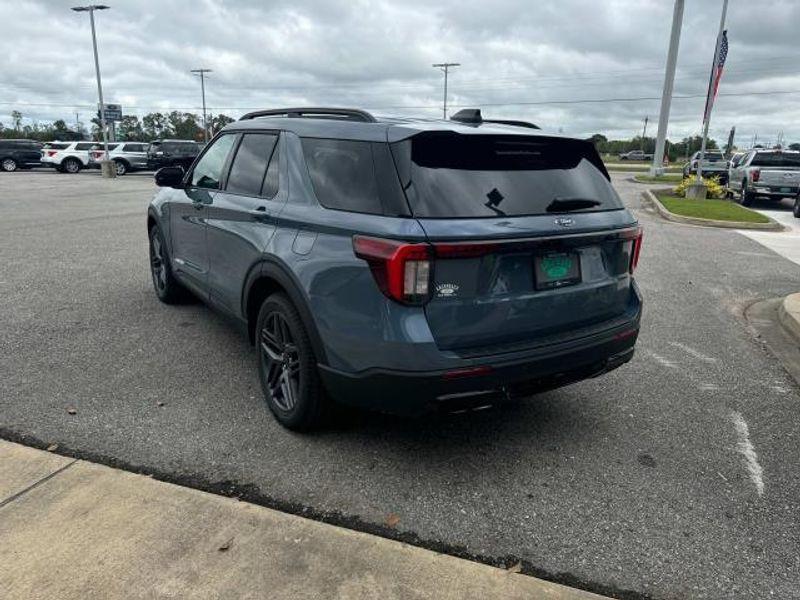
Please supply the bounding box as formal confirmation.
[1,0,799,145]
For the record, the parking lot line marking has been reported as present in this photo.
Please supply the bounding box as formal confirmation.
[669,342,717,364]
[649,352,678,369]
[731,412,765,497]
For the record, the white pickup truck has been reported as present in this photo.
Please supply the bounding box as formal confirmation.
[682,150,729,182]
[728,149,800,206]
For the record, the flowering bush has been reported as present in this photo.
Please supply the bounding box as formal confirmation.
[673,175,726,199]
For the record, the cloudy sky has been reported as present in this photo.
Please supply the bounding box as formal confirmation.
[3,0,799,145]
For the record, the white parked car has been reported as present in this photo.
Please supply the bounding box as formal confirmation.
[88,142,150,176]
[41,141,107,173]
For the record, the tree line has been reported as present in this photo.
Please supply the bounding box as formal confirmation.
[0,110,235,142]
[589,133,800,161]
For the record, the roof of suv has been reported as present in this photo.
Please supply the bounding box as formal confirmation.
[221,107,563,143]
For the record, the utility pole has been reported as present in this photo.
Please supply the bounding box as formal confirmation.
[432,63,460,119]
[191,68,212,142]
[697,0,728,182]
[641,116,649,150]
[650,0,684,176]
[71,4,114,177]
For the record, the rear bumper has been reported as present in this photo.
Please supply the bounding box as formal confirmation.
[318,315,640,416]
[752,185,799,197]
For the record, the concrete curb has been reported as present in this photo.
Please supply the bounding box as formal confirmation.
[778,293,800,343]
[0,439,611,600]
[642,189,784,231]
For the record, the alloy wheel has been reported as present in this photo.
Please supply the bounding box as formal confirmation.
[259,312,301,412]
[65,159,79,173]
[1,158,17,172]
[149,232,167,292]
[115,161,126,176]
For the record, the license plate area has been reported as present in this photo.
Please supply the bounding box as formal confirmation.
[534,251,581,290]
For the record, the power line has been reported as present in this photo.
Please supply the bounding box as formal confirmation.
[5,88,800,112]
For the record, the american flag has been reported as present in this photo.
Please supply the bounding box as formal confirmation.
[703,30,728,123]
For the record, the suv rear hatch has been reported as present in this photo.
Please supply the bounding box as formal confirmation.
[391,132,640,353]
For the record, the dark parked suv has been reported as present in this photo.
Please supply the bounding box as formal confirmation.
[0,139,43,171]
[147,139,203,170]
[147,107,642,430]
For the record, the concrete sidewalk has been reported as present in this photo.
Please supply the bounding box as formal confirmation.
[0,440,608,600]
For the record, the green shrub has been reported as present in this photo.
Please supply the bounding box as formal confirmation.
[673,176,726,199]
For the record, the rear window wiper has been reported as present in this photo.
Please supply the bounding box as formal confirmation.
[546,197,602,212]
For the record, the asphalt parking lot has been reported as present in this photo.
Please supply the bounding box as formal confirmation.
[2,170,799,599]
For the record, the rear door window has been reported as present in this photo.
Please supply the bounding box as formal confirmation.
[301,138,382,214]
[190,134,236,189]
[225,133,278,197]
[391,133,623,218]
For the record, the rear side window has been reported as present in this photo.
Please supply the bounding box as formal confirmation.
[75,143,94,151]
[123,143,146,152]
[391,133,623,218]
[301,138,382,214]
[191,134,236,189]
[750,152,800,168]
[226,133,279,197]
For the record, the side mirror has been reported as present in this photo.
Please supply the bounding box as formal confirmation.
[155,166,185,188]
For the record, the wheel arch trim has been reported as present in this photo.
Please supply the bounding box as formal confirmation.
[243,258,328,365]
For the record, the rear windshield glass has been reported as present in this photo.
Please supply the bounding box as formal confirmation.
[750,152,800,168]
[391,133,623,218]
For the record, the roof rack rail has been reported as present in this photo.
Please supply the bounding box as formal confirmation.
[239,107,377,123]
[483,119,540,130]
[450,108,539,129]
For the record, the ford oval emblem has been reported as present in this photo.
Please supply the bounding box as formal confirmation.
[554,217,575,227]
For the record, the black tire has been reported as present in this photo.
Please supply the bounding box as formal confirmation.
[63,158,81,174]
[741,179,755,207]
[256,293,328,430]
[793,196,800,218]
[1,157,18,172]
[148,224,187,304]
[113,160,128,176]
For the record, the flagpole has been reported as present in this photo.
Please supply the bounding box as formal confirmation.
[697,0,728,182]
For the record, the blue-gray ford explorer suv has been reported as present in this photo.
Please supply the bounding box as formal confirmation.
[147,107,642,430]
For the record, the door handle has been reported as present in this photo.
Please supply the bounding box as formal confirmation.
[250,206,272,221]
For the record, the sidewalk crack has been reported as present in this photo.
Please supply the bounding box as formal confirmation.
[0,458,79,509]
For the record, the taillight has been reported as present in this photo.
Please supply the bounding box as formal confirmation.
[630,227,643,273]
[47,151,57,157]
[751,168,760,183]
[353,236,432,305]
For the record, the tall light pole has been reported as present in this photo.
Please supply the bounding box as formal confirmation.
[432,63,460,119]
[191,68,212,142]
[650,0,684,176]
[72,4,113,177]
